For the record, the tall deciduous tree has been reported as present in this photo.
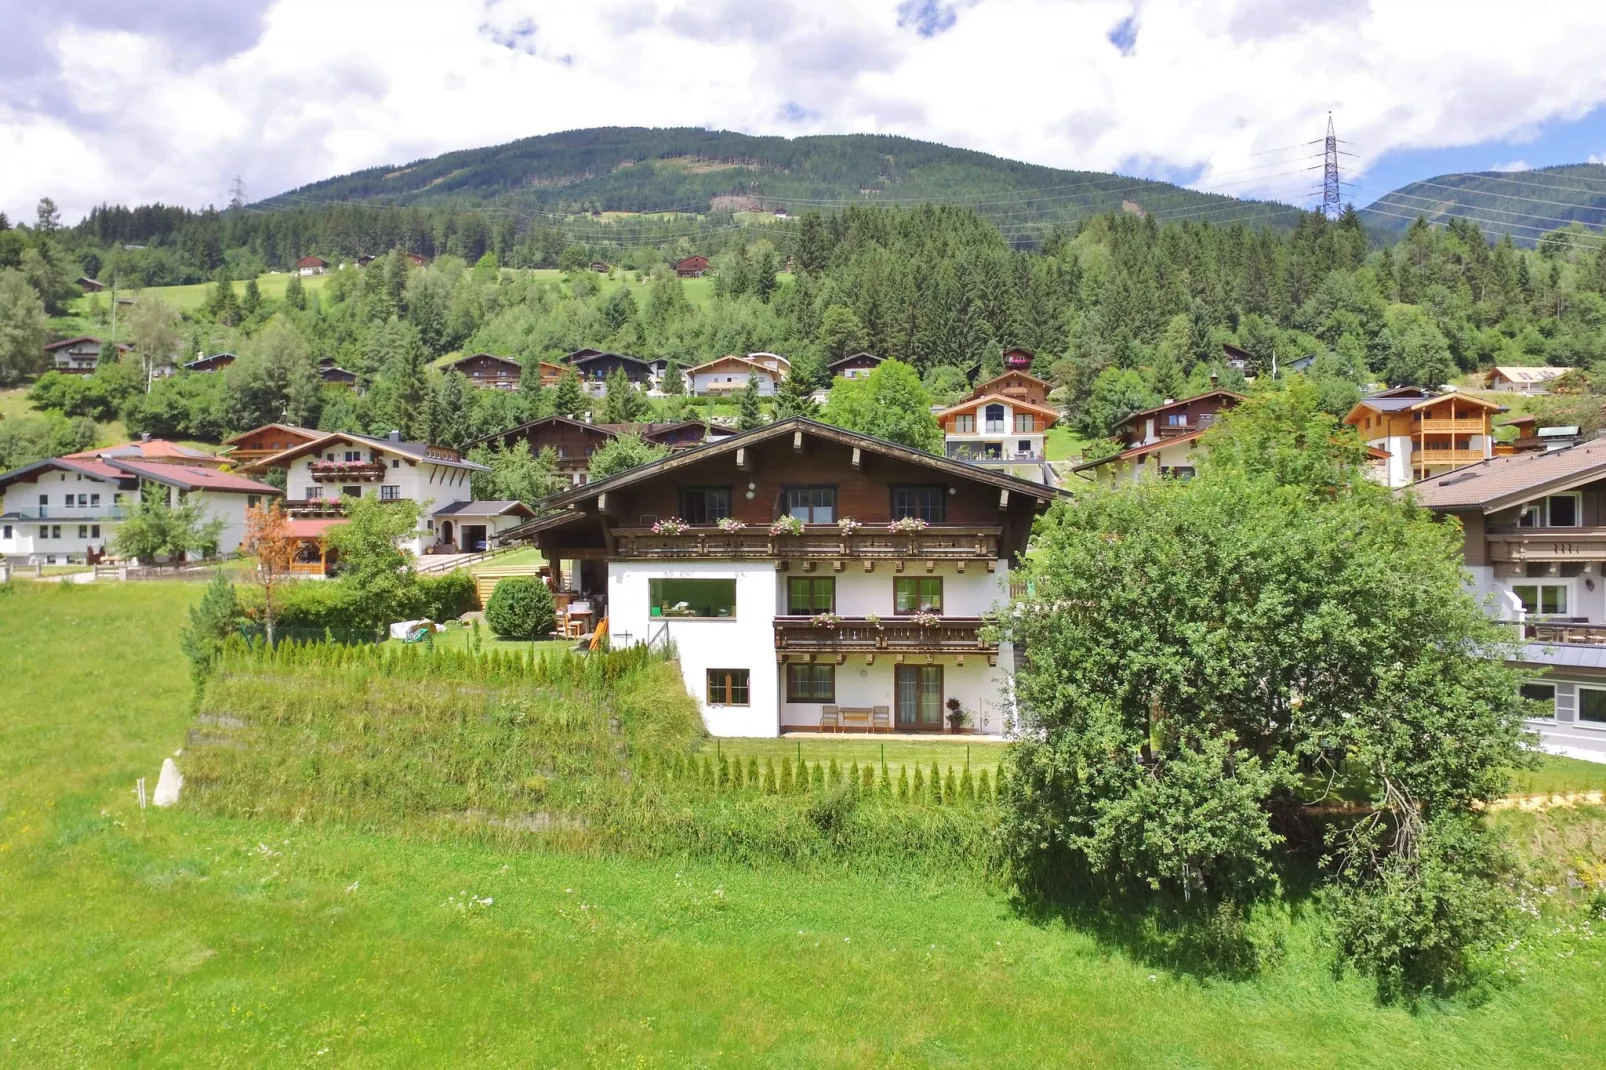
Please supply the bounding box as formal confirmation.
[0,267,48,385]
[820,358,942,452]
[243,502,293,646]
[587,430,669,480]
[124,296,183,389]
[113,480,225,564]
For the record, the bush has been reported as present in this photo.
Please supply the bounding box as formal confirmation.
[419,570,477,621]
[238,580,380,643]
[485,577,556,640]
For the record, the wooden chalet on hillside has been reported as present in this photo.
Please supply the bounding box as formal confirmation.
[220,424,324,467]
[828,352,884,380]
[441,352,522,390]
[295,256,328,276]
[674,255,710,278]
[184,352,237,373]
[1072,389,1245,484]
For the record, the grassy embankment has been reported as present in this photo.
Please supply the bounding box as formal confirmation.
[4,578,1606,1066]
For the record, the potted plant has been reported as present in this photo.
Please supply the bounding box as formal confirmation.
[810,611,843,628]
[863,612,882,629]
[910,610,941,628]
[837,517,862,536]
[946,698,969,734]
[887,516,928,534]
[769,514,806,536]
[651,517,689,535]
[715,517,747,532]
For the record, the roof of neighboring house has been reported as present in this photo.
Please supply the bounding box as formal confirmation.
[442,352,522,371]
[570,350,653,370]
[184,352,237,370]
[1120,390,1245,425]
[43,335,105,351]
[465,416,726,451]
[1406,439,1606,513]
[65,440,222,465]
[107,459,282,494]
[1488,366,1570,384]
[828,351,883,370]
[240,432,489,474]
[675,255,708,265]
[687,355,777,375]
[1071,428,1210,473]
[936,393,1061,422]
[970,369,1051,393]
[746,351,791,368]
[221,423,322,447]
[0,457,131,491]
[295,255,328,265]
[284,518,345,539]
[432,500,537,518]
[1345,389,1506,420]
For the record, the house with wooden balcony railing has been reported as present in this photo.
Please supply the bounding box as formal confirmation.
[1412,437,1606,754]
[1072,388,1245,485]
[504,417,1063,738]
[1344,387,1507,487]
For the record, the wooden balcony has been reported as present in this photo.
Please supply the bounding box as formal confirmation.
[1418,418,1488,434]
[1416,448,1485,467]
[1523,620,1606,646]
[309,461,387,482]
[773,616,997,661]
[1487,527,1606,563]
[282,498,346,518]
[612,525,1002,563]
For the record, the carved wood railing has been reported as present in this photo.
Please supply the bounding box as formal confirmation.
[773,616,995,654]
[613,525,1001,561]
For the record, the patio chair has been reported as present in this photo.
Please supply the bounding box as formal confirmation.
[819,705,839,732]
[872,706,891,733]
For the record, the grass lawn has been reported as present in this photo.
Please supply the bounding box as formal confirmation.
[382,617,572,657]
[1512,752,1606,795]
[474,546,544,570]
[134,272,335,314]
[4,579,1606,1066]
[1,383,128,447]
[1043,424,1092,462]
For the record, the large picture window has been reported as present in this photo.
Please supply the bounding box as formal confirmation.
[784,486,836,523]
[1581,687,1606,723]
[894,577,943,614]
[891,485,945,523]
[1520,682,1557,718]
[787,576,836,614]
[1513,583,1568,616]
[706,668,750,706]
[679,487,731,524]
[650,578,737,618]
[786,663,835,702]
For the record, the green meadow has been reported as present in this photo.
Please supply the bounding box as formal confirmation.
[3,578,1606,1067]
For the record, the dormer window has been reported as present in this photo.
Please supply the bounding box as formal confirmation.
[984,404,1006,434]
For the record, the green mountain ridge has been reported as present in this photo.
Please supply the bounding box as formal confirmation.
[262,126,1305,239]
[1361,163,1606,247]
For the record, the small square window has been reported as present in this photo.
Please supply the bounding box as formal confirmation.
[895,577,944,614]
[786,663,835,702]
[891,485,945,523]
[2,525,11,539]
[380,485,400,501]
[706,669,750,706]
[78,525,88,538]
[1520,682,1556,717]
[90,493,100,506]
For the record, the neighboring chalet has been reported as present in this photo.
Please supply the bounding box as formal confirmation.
[295,256,329,276]
[570,351,654,396]
[77,277,106,293]
[66,438,227,470]
[828,352,883,380]
[469,416,733,485]
[1344,388,1506,487]
[938,370,1060,474]
[502,417,1062,737]
[239,431,493,567]
[1411,441,1606,755]
[44,336,127,375]
[317,356,359,388]
[1501,415,1582,453]
[403,252,429,267]
[1221,343,1255,375]
[1485,366,1571,394]
[688,355,782,397]
[219,423,323,467]
[0,455,279,565]
[355,254,377,267]
[674,255,710,278]
[1072,389,1245,484]
[961,346,1038,385]
[441,352,522,390]
[184,352,237,373]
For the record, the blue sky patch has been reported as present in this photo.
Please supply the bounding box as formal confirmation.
[1107,15,1137,56]
[898,0,957,38]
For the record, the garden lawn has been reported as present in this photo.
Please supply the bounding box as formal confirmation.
[134,272,335,313]
[380,617,572,656]
[3,579,1606,1067]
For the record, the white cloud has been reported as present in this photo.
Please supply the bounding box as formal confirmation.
[6,0,1606,220]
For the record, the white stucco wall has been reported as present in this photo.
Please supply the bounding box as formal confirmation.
[691,366,777,396]
[781,564,1010,618]
[286,443,476,554]
[779,659,1013,735]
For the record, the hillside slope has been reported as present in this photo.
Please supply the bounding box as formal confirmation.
[1362,163,1606,246]
[263,126,1303,235]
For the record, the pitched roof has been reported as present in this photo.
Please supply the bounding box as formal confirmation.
[1345,389,1505,420]
[936,393,1061,422]
[240,432,489,473]
[432,500,537,518]
[43,335,105,351]
[1406,439,1606,513]
[828,351,883,370]
[284,518,344,539]
[221,423,322,447]
[971,369,1051,393]
[1071,428,1210,472]
[1120,390,1245,425]
[0,457,132,491]
[570,350,652,370]
[108,460,282,494]
[65,439,222,465]
[687,355,777,375]
[1489,366,1570,384]
[443,352,522,370]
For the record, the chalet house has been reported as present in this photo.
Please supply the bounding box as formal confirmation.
[469,416,732,486]
[441,352,522,390]
[961,346,1038,385]
[1486,366,1571,394]
[66,438,227,470]
[44,336,126,375]
[240,431,492,565]
[1071,389,1244,484]
[78,277,106,293]
[570,351,654,396]
[404,252,429,267]
[355,255,377,267]
[502,417,1061,737]
[688,355,782,397]
[829,352,883,380]
[1411,441,1606,755]
[937,371,1060,472]
[0,455,279,565]
[1500,415,1582,453]
[674,255,710,278]
[219,424,323,468]
[590,262,610,273]
[184,352,236,373]
[1221,343,1256,375]
[295,256,329,277]
[1344,388,1507,488]
[317,356,359,389]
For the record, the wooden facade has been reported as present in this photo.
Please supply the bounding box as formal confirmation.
[828,352,883,379]
[223,424,323,467]
[442,352,522,390]
[674,255,709,277]
[966,370,1051,409]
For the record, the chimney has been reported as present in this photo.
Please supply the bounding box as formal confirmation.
[1163,398,1174,406]
[140,432,151,442]
[388,430,402,442]
[1209,373,1219,388]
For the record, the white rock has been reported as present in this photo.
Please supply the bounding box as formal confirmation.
[153,757,183,807]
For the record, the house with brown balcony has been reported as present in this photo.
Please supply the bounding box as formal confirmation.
[219,424,324,468]
[440,352,523,390]
[1072,389,1244,484]
[1411,439,1606,758]
[502,417,1062,737]
[468,416,734,485]
[1344,388,1507,487]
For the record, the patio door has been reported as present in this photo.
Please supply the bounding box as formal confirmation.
[895,665,943,730]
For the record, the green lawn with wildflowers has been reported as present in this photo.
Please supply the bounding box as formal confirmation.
[3,578,1606,1067]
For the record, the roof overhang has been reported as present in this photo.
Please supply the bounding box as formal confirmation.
[1071,429,1209,473]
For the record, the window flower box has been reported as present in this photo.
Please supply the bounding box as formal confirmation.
[651,517,689,535]
[716,517,748,532]
[910,610,941,628]
[837,518,862,536]
[769,515,806,536]
[888,516,929,533]
[810,611,843,628]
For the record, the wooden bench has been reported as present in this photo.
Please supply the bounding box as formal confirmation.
[839,706,872,732]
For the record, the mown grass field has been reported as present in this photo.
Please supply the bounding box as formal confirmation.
[3,579,1606,1067]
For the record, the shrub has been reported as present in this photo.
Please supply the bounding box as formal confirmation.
[931,762,943,805]
[484,577,556,640]
[747,757,760,788]
[912,765,924,800]
[810,761,825,791]
[419,570,477,621]
[977,769,993,804]
[945,768,959,805]
[780,757,794,793]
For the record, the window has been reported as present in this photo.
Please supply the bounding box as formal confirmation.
[1014,413,1035,433]
[1513,583,1568,616]
[2,525,10,539]
[953,413,975,434]
[679,487,731,524]
[344,450,361,462]
[895,576,943,614]
[51,525,60,539]
[1520,682,1557,717]
[1547,494,1580,527]
[78,525,88,538]
[891,485,945,523]
[38,494,47,506]
[91,525,100,538]
[787,663,835,702]
[77,494,88,506]
[90,493,100,507]
[380,485,400,501]
[1582,687,1606,723]
[1167,413,1187,426]
[1518,504,1540,528]
[706,669,750,706]
[984,403,1006,433]
[788,576,836,614]
[39,526,49,539]
[785,486,836,523]
[304,486,323,499]
[341,485,361,498]
[1161,466,1197,480]
[392,459,400,468]
[650,578,737,618]
[895,665,943,728]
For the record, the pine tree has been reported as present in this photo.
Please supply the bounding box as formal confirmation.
[284,272,307,310]
[552,368,585,418]
[603,366,651,423]
[912,765,924,801]
[754,249,779,303]
[661,358,685,395]
[209,268,240,326]
[931,762,944,804]
[772,368,817,419]
[737,373,764,430]
[241,277,262,317]
[780,756,794,793]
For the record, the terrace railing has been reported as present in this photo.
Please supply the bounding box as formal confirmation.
[612,525,1001,562]
[309,460,387,482]
[773,615,995,656]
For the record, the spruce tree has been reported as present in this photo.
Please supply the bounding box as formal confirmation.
[772,368,817,419]
[552,368,585,418]
[754,249,779,303]
[284,272,306,310]
[737,373,764,430]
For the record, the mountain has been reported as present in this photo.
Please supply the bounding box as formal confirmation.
[1361,163,1606,246]
[262,126,1305,239]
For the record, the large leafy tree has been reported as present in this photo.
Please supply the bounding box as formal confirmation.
[820,358,941,452]
[113,481,226,563]
[588,430,669,480]
[0,267,48,385]
[325,495,423,629]
[469,443,561,506]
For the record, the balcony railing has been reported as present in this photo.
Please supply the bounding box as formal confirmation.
[774,615,996,655]
[1486,526,1606,562]
[1415,448,1484,467]
[612,525,1002,561]
[1418,418,1488,434]
[1522,620,1606,646]
[282,498,347,518]
[309,460,387,482]
[5,506,128,520]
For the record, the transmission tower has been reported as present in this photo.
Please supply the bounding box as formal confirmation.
[228,175,247,210]
[1322,113,1341,219]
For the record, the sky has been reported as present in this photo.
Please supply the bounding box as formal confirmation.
[6,0,1606,224]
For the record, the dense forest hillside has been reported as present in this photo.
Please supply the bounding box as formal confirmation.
[1363,163,1606,247]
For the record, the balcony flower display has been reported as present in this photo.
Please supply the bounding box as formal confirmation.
[887,516,929,533]
[910,610,941,628]
[651,517,689,535]
[715,517,748,532]
[310,459,379,473]
[810,611,843,628]
[769,514,806,536]
[864,613,882,629]
[837,518,862,536]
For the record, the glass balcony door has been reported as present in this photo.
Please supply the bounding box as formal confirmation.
[895,665,943,729]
